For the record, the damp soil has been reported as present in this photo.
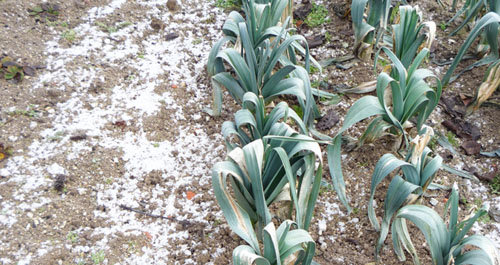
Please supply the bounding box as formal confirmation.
[0,0,498,264]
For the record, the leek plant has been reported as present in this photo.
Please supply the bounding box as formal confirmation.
[222,92,307,151]
[351,0,391,60]
[447,0,498,36]
[391,5,436,69]
[212,136,322,233]
[442,12,499,113]
[442,10,499,86]
[233,220,315,265]
[328,47,442,212]
[368,127,444,259]
[207,0,323,118]
[392,185,500,265]
[212,138,321,264]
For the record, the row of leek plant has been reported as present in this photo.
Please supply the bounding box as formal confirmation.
[345,3,499,264]
[208,0,327,263]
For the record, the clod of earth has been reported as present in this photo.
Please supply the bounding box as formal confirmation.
[306,35,325,49]
[316,109,339,131]
[165,33,180,41]
[167,0,179,11]
[461,140,481,155]
[53,174,67,192]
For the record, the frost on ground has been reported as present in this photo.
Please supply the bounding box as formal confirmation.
[0,0,230,264]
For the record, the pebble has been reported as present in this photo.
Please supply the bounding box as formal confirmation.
[429,198,439,206]
[167,0,179,11]
[488,198,500,222]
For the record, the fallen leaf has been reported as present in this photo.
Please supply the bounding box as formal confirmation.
[171,84,178,89]
[293,1,312,20]
[23,66,36,76]
[0,143,13,162]
[316,109,339,131]
[186,191,195,200]
[165,33,179,41]
[144,231,152,241]
[461,140,481,155]
[306,35,324,49]
[478,171,497,182]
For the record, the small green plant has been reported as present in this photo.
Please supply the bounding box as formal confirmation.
[428,135,438,150]
[67,231,78,243]
[192,38,202,45]
[7,105,38,118]
[0,57,25,81]
[490,174,500,194]
[61,29,77,42]
[215,0,240,10]
[91,250,105,264]
[440,22,447,30]
[47,131,66,141]
[325,31,332,43]
[445,131,459,148]
[305,3,330,27]
[28,3,60,22]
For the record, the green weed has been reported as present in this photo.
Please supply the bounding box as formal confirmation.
[91,250,105,264]
[67,231,78,244]
[446,131,459,148]
[305,3,330,27]
[490,174,500,194]
[61,29,77,42]
[215,0,240,10]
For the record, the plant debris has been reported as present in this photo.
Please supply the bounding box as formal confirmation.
[306,35,325,49]
[316,109,339,131]
[442,119,481,141]
[0,56,37,81]
[293,0,312,20]
[0,143,13,162]
[461,140,481,155]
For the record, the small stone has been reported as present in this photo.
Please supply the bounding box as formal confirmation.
[320,242,328,251]
[167,0,179,11]
[489,198,500,222]
[429,198,439,206]
[351,217,359,223]
[53,174,66,192]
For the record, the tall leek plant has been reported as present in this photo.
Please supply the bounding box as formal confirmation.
[212,137,322,264]
[328,48,442,212]
[351,0,391,60]
[368,127,443,259]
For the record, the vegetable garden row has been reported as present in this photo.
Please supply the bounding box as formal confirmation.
[206,0,499,264]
